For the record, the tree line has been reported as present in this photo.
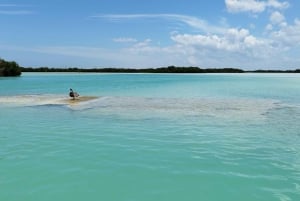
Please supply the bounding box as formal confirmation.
[0,58,22,76]
[20,66,245,73]
[1,57,300,76]
[20,66,300,73]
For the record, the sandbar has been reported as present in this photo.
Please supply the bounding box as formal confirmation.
[65,96,98,105]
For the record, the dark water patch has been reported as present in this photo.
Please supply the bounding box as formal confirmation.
[26,104,67,109]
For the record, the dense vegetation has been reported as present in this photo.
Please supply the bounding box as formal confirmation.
[1,57,299,75]
[21,66,300,73]
[0,58,22,76]
[249,69,300,73]
[21,66,245,73]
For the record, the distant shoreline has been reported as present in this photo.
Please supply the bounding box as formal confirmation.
[20,66,300,74]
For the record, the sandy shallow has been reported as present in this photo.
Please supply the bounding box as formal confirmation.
[64,96,98,105]
[0,95,99,106]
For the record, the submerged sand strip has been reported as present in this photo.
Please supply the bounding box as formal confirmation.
[64,96,98,105]
[0,95,281,120]
[0,95,99,106]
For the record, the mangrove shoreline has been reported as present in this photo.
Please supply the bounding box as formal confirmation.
[20,66,300,74]
[1,56,300,77]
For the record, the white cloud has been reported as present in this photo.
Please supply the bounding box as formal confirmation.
[270,18,300,46]
[0,4,33,15]
[165,26,291,68]
[91,14,226,34]
[270,11,285,25]
[0,4,18,7]
[0,10,32,15]
[265,23,273,31]
[225,0,289,13]
[171,28,266,53]
[249,23,256,29]
[113,37,137,43]
[267,0,289,9]
[225,0,265,13]
[132,39,152,48]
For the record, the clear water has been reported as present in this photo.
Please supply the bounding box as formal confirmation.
[1,73,300,201]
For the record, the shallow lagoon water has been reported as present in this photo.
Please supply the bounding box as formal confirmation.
[1,73,300,201]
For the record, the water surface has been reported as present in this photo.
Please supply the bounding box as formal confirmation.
[1,73,300,201]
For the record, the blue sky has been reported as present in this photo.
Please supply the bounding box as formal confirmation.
[1,0,300,69]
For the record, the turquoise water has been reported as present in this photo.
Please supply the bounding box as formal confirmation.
[1,73,300,201]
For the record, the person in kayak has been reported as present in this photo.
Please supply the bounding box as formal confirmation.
[69,88,79,100]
